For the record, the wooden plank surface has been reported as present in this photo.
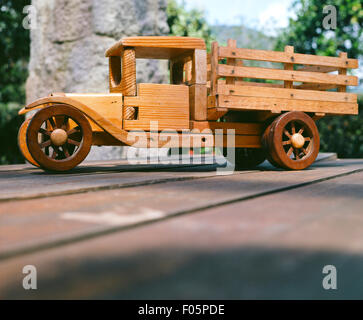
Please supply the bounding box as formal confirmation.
[217,84,357,103]
[218,95,358,115]
[218,64,358,86]
[218,46,358,69]
[0,156,362,299]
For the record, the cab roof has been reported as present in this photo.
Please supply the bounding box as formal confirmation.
[105,36,206,59]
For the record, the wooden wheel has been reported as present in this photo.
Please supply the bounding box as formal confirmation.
[17,117,39,167]
[268,112,320,170]
[26,104,92,172]
[223,147,266,169]
[262,120,283,169]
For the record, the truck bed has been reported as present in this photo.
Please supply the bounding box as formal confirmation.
[207,41,359,116]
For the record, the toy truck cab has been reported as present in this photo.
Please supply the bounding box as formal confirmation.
[105,36,207,131]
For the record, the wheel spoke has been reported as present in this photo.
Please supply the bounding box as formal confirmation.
[287,147,293,157]
[291,122,296,134]
[48,117,57,129]
[298,127,304,135]
[63,145,70,158]
[294,149,301,160]
[282,140,291,145]
[40,140,51,148]
[61,116,69,130]
[67,126,80,136]
[67,138,80,146]
[284,130,291,139]
[39,128,51,136]
[305,137,311,142]
[51,149,58,159]
[301,148,308,155]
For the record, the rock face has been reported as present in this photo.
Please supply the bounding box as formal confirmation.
[26,0,169,160]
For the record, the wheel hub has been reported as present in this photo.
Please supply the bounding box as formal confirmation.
[50,128,68,146]
[291,133,305,149]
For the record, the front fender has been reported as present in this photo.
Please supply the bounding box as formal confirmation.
[20,96,131,145]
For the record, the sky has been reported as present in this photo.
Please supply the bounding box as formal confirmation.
[183,0,295,34]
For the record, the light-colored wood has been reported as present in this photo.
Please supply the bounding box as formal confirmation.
[218,64,358,86]
[218,46,358,69]
[191,49,207,85]
[295,83,337,91]
[210,41,219,96]
[64,93,123,132]
[25,96,131,144]
[124,83,190,130]
[338,52,348,93]
[184,60,192,83]
[298,65,338,73]
[284,46,294,89]
[226,39,237,85]
[121,48,137,121]
[124,119,189,131]
[217,84,357,103]
[218,95,358,115]
[190,121,263,135]
[189,84,207,121]
[121,48,137,96]
[207,107,228,120]
[105,36,206,59]
[109,56,122,93]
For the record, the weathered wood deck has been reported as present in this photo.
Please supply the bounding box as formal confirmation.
[0,154,363,299]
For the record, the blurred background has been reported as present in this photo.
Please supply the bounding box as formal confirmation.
[0,0,362,165]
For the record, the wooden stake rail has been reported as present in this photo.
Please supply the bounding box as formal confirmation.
[209,41,359,115]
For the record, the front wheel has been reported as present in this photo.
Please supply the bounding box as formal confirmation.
[26,104,93,172]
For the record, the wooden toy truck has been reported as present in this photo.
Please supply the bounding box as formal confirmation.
[18,36,359,172]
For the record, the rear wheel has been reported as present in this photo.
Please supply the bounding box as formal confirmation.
[266,111,320,170]
[26,104,92,172]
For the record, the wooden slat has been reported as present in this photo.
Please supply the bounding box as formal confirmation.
[190,121,263,135]
[226,39,237,85]
[218,64,358,86]
[218,46,358,69]
[217,84,357,103]
[294,83,337,91]
[218,95,358,115]
[191,49,207,85]
[210,41,219,96]
[189,84,207,121]
[124,119,189,131]
[284,46,294,89]
[338,52,348,93]
[298,65,338,73]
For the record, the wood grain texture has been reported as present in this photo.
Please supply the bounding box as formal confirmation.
[105,36,206,59]
[217,84,357,103]
[189,84,207,121]
[124,83,190,130]
[190,121,263,135]
[218,64,358,86]
[218,95,358,115]
[218,46,358,68]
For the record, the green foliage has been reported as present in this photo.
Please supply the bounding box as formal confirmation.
[0,102,24,164]
[275,0,363,158]
[275,0,363,57]
[318,96,363,158]
[0,0,30,164]
[167,0,215,50]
